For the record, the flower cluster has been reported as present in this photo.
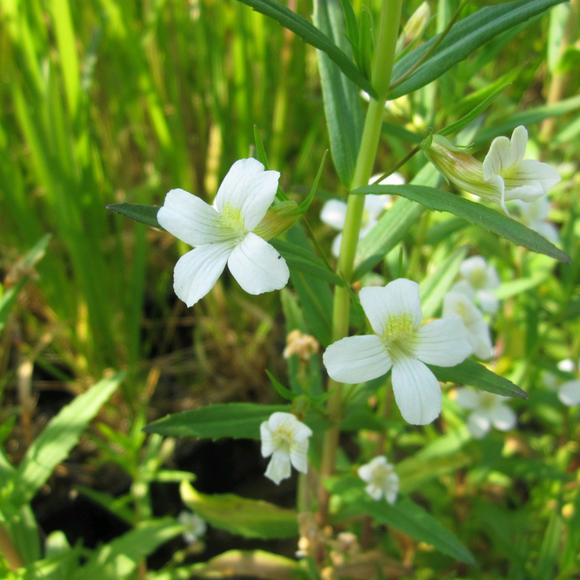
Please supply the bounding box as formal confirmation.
[177,511,207,544]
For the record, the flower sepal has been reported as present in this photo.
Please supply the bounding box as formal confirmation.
[253,200,301,241]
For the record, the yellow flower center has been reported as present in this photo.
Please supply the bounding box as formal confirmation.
[273,426,294,454]
[468,268,487,289]
[498,162,519,181]
[479,392,497,410]
[382,313,415,355]
[220,203,247,241]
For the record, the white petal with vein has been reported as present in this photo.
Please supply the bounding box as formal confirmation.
[173,243,233,307]
[228,233,289,294]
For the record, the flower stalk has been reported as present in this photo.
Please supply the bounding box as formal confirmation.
[317,0,403,526]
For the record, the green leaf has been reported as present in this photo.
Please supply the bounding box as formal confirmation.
[473,94,580,145]
[107,202,162,228]
[0,234,51,333]
[12,374,122,507]
[352,163,440,281]
[364,497,476,564]
[353,184,571,264]
[74,520,182,580]
[396,453,472,494]
[286,226,333,347]
[419,246,468,319]
[326,478,475,564]
[236,0,375,97]
[438,84,510,137]
[266,370,297,402]
[390,0,566,99]
[144,402,330,440]
[270,239,344,286]
[180,482,298,539]
[429,359,527,399]
[181,550,306,580]
[313,0,364,186]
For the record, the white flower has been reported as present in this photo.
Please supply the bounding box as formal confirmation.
[320,173,403,257]
[260,412,313,484]
[157,158,290,307]
[177,511,207,544]
[323,279,472,425]
[443,292,492,360]
[544,359,580,407]
[483,126,561,210]
[511,197,559,243]
[558,381,580,406]
[455,388,517,439]
[452,256,500,314]
[358,456,399,503]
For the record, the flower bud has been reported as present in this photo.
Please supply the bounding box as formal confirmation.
[253,200,301,241]
[404,2,431,45]
[423,135,506,210]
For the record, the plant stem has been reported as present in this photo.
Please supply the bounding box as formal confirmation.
[0,526,24,571]
[317,0,403,527]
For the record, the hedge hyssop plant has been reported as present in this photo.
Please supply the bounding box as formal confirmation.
[109,0,570,575]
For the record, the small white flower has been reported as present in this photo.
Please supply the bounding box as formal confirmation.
[260,412,313,484]
[558,380,580,407]
[177,511,207,544]
[443,292,493,360]
[323,279,472,425]
[542,359,580,406]
[320,173,403,257]
[483,126,561,210]
[358,456,399,503]
[157,158,290,307]
[511,197,559,243]
[452,256,500,314]
[455,388,517,439]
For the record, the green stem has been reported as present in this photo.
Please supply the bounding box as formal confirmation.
[317,0,403,526]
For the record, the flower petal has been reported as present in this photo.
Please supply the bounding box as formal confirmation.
[505,159,561,196]
[412,317,472,366]
[360,279,422,336]
[391,357,441,425]
[173,243,234,307]
[323,335,391,384]
[320,199,348,230]
[558,380,580,406]
[509,125,528,165]
[365,484,383,500]
[260,421,274,458]
[467,411,491,439]
[290,439,310,474]
[455,387,481,410]
[490,404,517,431]
[158,188,235,246]
[214,158,280,231]
[228,233,289,294]
[483,135,511,181]
[265,451,292,485]
[476,290,499,314]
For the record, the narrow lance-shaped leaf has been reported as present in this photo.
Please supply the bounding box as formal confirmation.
[12,374,123,507]
[390,0,566,99]
[181,482,299,539]
[429,359,527,399]
[352,184,571,264]
[313,0,364,187]
[235,0,376,97]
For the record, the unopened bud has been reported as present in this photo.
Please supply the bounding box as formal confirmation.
[423,134,506,210]
[404,2,431,45]
[283,329,320,363]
